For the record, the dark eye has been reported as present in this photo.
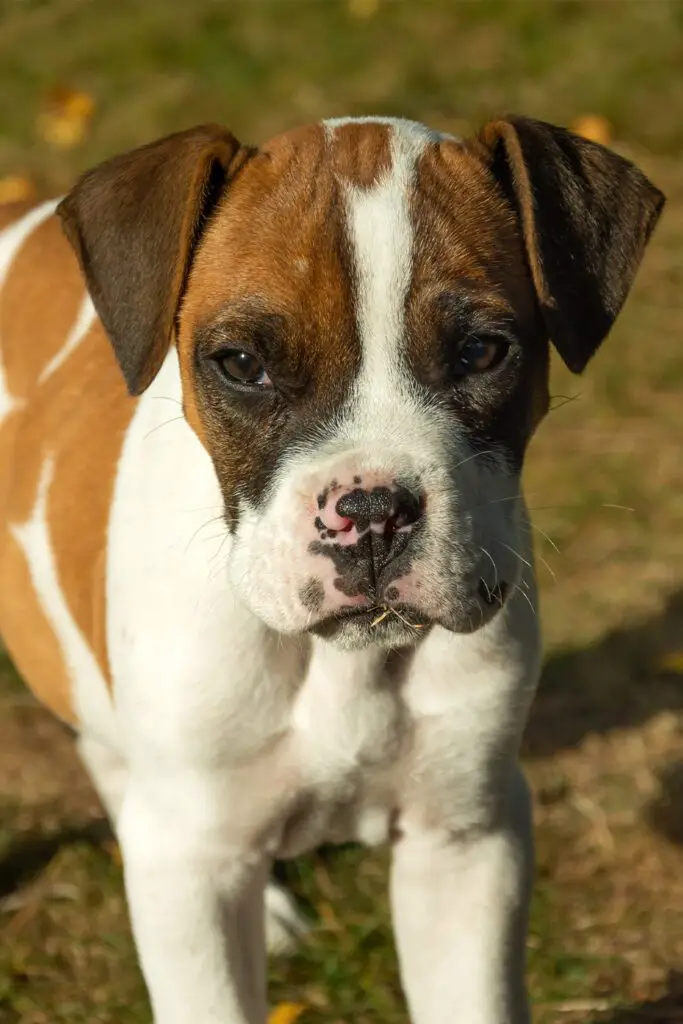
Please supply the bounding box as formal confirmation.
[217,349,271,387]
[455,335,510,375]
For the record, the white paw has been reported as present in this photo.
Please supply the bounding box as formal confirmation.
[265,881,309,956]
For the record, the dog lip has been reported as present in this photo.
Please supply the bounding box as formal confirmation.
[307,602,432,638]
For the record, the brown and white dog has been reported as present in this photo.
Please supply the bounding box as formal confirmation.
[0,115,663,1023]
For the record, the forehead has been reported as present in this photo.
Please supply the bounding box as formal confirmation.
[183,117,530,334]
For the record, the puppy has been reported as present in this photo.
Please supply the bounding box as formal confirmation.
[0,114,663,1023]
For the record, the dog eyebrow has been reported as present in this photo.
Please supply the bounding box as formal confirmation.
[434,288,517,340]
[195,302,290,359]
[436,282,513,317]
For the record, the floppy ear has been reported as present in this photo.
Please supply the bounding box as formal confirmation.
[57,124,244,395]
[475,115,665,373]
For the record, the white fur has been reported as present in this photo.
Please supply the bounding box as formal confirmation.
[10,458,117,742]
[344,125,420,403]
[323,115,456,145]
[40,291,96,382]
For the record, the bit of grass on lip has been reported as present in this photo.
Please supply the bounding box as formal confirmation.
[369,606,425,630]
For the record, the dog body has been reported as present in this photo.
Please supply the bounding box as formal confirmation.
[0,116,663,1023]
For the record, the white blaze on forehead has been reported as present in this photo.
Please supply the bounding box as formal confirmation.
[346,126,420,385]
[325,119,451,432]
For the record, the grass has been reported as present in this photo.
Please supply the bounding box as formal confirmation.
[2,1,683,1021]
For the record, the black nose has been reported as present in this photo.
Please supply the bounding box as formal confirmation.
[335,484,424,533]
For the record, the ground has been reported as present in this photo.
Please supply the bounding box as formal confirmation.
[1,1,683,1022]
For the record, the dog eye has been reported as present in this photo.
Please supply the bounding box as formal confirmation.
[218,349,271,387]
[455,335,510,375]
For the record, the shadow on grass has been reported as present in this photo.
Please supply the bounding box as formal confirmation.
[525,588,683,759]
[0,815,111,903]
[644,759,683,847]
[594,970,683,1022]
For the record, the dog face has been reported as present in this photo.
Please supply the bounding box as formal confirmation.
[178,122,546,648]
[58,116,664,650]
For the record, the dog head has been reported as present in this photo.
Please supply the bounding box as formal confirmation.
[58,116,664,650]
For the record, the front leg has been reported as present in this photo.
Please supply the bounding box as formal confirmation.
[391,768,533,1024]
[118,775,269,1024]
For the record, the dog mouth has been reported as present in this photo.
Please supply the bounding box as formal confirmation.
[309,603,432,646]
[308,580,509,649]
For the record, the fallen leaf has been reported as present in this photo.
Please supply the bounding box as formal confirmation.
[268,1003,307,1024]
[317,900,342,931]
[658,652,683,675]
[101,838,123,866]
[570,114,613,146]
[38,86,95,149]
[348,0,379,19]
[0,175,37,203]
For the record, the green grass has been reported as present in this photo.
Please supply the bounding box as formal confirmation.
[2,0,683,189]
[2,1,683,1021]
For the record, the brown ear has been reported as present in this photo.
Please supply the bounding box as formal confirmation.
[57,124,244,394]
[475,116,665,373]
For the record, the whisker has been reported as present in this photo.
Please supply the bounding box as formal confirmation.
[208,530,233,566]
[460,494,522,513]
[522,519,561,554]
[453,449,496,471]
[499,542,533,572]
[512,583,536,618]
[535,551,556,582]
[184,515,226,554]
[548,392,581,412]
[143,415,185,440]
[183,504,227,515]
[479,546,499,589]
[151,395,183,408]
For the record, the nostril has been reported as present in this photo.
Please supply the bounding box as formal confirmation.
[391,487,425,531]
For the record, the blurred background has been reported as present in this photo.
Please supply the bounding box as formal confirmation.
[1,2,683,1022]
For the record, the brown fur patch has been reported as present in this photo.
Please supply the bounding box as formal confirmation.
[0,531,75,723]
[0,201,35,231]
[0,211,135,723]
[409,141,540,353]
[326,120,392,188]
[0,215,85,398]
[45,323,133,681]
[406,140,549,460]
